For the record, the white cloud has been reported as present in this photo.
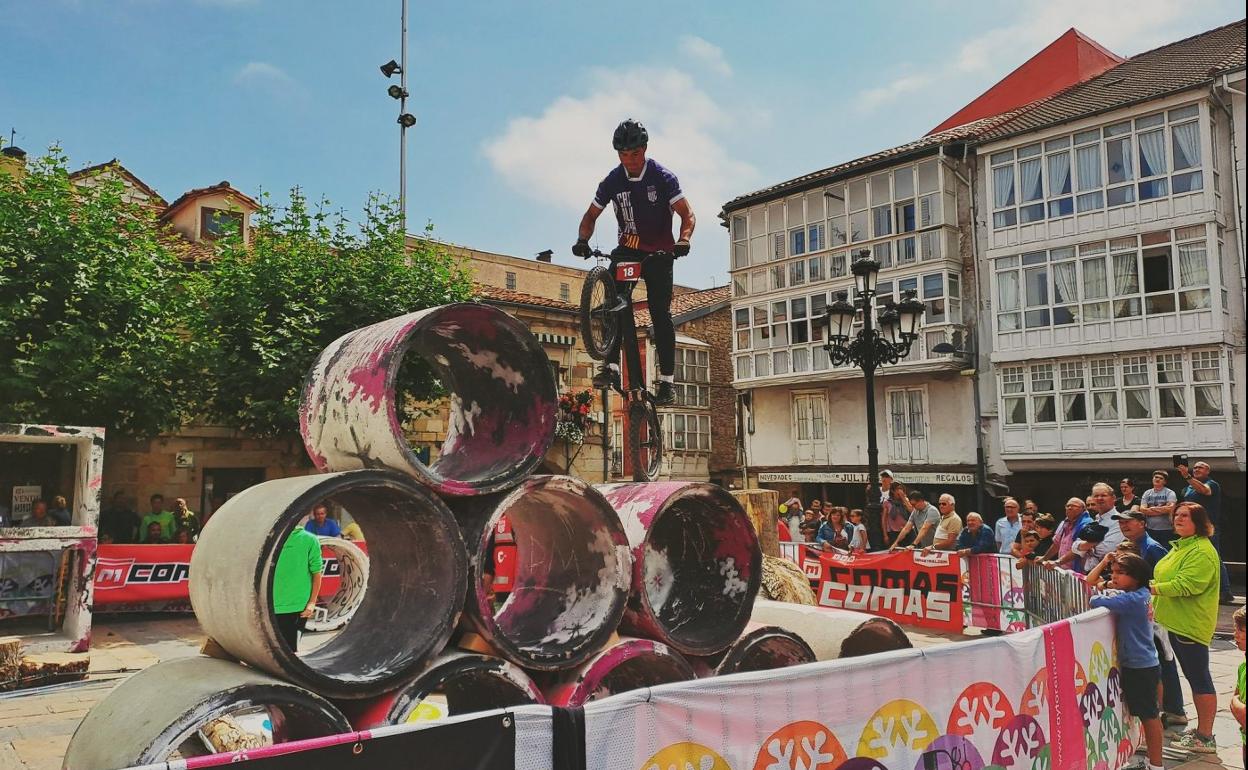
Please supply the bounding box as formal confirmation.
[855,0,1229,114]
[679,35,732,77]
[482,66,759,283]
[233,61,295,88]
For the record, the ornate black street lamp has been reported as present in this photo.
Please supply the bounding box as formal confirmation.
[824,250,924,549]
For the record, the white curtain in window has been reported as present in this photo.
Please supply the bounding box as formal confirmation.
[1076,145,1102,190]
[993,166,1015,208]
[1172,122,1201,170]
[1113,253,1138,295]
[1047,153,1071,196]
[1178,243,1209,287]
[1082,257,1108,299]
[1053,262,1078,304]
[998,271,1020,311]
[1125,389,1150,418]
[1138,130,1166,177]
[1020,159,1043,201]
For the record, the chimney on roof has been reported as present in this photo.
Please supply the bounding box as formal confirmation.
[536,249,553,263]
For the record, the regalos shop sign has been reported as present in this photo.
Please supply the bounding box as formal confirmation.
[816,549,963,632]
[758,471,975,484]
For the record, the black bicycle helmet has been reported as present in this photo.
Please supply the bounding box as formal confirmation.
[612,119,649,151]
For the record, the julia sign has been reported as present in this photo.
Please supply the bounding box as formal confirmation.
[816,549,964,633]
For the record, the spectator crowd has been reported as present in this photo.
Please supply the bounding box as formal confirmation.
[777,459,1237,760]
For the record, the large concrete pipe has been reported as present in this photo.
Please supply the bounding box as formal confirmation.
[539,637,696,708]
[305,536,369,634]
[190,470,467,699]
[63,657,351,769]
[688,622,816,677]
[750,599,912,661]
[596,482,762,656]
[299,303,557,496]
[450,475,632,670]
[338,651,543,730]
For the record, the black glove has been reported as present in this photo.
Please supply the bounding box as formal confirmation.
[673,240,690,257]
[572,239,591,258]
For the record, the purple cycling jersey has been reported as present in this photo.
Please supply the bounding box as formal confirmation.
[592,158,684,252]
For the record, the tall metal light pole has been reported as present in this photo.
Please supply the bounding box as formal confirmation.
[381,0,414,231]
[824,251,925,550]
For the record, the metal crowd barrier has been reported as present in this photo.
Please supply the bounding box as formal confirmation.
[777,542,1092,631]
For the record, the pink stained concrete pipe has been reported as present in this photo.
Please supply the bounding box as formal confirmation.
[688,621,817,677]
[537,636,696,708]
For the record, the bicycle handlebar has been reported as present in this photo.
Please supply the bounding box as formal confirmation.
[578,248,674,261]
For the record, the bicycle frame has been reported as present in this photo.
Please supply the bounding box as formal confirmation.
[593,249,666,402]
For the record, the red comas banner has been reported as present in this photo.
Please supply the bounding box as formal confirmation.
[94,543,364,606]
[816,549,964,632]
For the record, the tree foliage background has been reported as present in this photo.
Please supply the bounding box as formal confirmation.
[0,149,201,436]
[189,188,473,437]
[0,148,474,439]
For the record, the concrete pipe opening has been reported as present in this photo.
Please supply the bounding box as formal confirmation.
[692,623,816,677]
[300,303,557,496]
[540,638,695,708]
[63,657,351,769]
[190,470,467,699]
[452,475,632,670]
[304,536,370,634]
[598,482,762,656]
[341,652,543,729]
[750,599,912,661]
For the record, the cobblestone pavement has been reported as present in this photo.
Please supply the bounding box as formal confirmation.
[0,609,1243,769]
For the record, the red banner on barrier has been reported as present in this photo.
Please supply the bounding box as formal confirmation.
[94,543,364,606]
[816,549,964,632]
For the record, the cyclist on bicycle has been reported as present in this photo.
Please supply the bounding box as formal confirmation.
[572,118,695,406]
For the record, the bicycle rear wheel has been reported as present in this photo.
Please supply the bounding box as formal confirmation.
[580,266,620,361]
[628,399,663,482]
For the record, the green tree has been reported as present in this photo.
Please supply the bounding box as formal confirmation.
[0,148,202,436]
[192,188,473,437]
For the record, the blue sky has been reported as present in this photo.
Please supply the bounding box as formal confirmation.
[2,0,1242,287]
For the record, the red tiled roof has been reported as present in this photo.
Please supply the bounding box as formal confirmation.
[635,285,731,328]
[974,19,1246,143]
[475,283,578,312]
[160,181,261,222]
[69,159,168,206]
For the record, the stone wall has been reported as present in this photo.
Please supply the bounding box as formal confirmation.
[675,306,740,485]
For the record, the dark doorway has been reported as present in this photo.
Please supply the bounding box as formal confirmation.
[201,467,265,525]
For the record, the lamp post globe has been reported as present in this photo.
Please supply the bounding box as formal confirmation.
[850,253,881,296]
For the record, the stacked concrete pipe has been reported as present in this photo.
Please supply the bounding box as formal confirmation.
[538,637,697,708]
[750,599,912,661]
[688,622,817,677]
[596,482,763,656]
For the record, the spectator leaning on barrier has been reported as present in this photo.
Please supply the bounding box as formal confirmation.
[1111,510,1168,569]
[1010,510,1037,558]
[304,503,343,537]
[1139,470,1178,548]
[100,490,139,544]
[881,477,908,547]
[141,494,174,543]
[171,498,200,541]
[954,513,997,556]
[1076,483,1126,571]
[1090,553,1165,770]
[1043,498,1091,564]
[996,498,1022,555]
[1151,502,1221,755]
[18,499,55,527]
[816,507,852,551]
[1175,460,1232,605]
[847,509,868,552]
[892,490,939,550]
[932,494,963,551]
[1021,515,1057,564]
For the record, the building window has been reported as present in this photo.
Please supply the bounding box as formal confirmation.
[549,360,567,391]
[886,386,927,463]
[610,417,624,475]
[559,283,570,302]
[992,104,1204,229]
[201,207,242,240]
[505,271,517,290]
[673,347,709,407]
[663,413,710,452]
[993,226,1210,333]
[792,392,828,463]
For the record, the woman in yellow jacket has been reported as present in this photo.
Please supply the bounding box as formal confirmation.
[1151,502,1221,755]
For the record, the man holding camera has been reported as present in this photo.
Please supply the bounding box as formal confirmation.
[1177,459,1232,604]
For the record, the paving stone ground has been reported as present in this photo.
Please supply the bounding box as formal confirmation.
[0,606,1243,769]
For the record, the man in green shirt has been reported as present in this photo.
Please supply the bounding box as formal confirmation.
[272,527,323,650]
[140,494,175,543]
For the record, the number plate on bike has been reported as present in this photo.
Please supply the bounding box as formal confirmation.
[615,262,642,282]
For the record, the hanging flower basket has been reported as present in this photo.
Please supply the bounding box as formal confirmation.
[554,388,595,445]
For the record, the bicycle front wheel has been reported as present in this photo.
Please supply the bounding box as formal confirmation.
[580,266,620,361]
[628,399,663,482]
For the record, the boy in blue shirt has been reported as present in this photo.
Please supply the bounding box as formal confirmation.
[1090,552,1162,770]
